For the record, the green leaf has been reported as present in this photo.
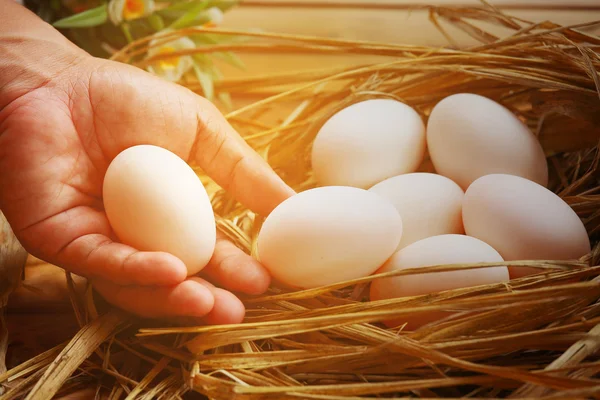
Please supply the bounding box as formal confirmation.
[126,18,158,38]
[218,92,233,110]
[206,63,222,80]
[208,0,239,12]
[121,22,134,43]
[191,35,218,46]
[194,56,221,81]
[191,37,244,70]
[193,62,214,101]
[156,3,194,20]
[52,4,108,29]
[162,0,201,10]
[214,51,245,70]
[192,32,249,45]
[166,0,210,29]
[147,14,165,31]
[191,36,244,72]
[192,53,211,65]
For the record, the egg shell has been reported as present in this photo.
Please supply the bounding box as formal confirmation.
[463,173,591,278]
[257,186,403,289]
[311,99,426,189]
[370,234,508,329]
[426,93,548,190]
[103,145,216,276]
[369,173,464,250]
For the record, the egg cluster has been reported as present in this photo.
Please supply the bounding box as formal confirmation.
[257,93,591,329]
[101,93,591,330]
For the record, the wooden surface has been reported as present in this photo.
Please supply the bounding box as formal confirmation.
[215,1,600,78]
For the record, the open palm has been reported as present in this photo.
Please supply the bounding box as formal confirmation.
[0,53,293,323]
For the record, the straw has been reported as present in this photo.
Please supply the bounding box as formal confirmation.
[4,2,600,399]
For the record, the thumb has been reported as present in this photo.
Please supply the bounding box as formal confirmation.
[188,95,295,216]
[90,61,295,217]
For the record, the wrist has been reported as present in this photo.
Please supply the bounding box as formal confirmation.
[0,0,88,110]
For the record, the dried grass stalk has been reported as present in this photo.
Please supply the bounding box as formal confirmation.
[0,211,28,395]
[5,2,600,399]
[24,311,127,400]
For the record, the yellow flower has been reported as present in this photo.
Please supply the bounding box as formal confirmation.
[146,36,196,82]
[108,0,154,25]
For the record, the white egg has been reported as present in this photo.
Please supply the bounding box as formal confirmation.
[426,93,548,189]
[369,173,464,250]
[103,145,216,276]
[256,186,403,289]
[463,174,591,278]
[311,99,426,189]
[370,234,508,329]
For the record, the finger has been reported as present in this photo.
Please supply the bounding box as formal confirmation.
[62,233,188,286]
[201,231,271,295]
[20,205,187,286]
[193,278,245,325]
[189,97,296,216]
[92,278,215,319]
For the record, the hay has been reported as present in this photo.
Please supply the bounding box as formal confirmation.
[5,2,600,399]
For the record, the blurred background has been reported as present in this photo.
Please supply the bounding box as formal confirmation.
[22,0,600,78]
[217,0,600,76]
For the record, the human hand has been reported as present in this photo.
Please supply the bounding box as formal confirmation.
[0,1,294,323]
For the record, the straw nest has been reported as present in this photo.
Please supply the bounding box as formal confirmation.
[4,3,600,399]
